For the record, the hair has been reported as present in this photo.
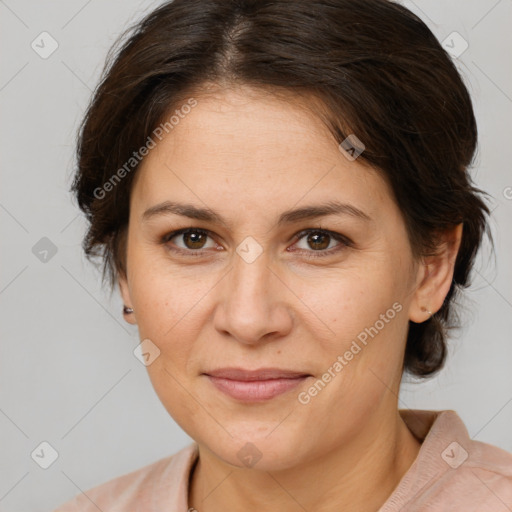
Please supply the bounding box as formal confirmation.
[71,0,493,378]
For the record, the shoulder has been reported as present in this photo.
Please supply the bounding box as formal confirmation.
[52,442,198,512]
[448,437,512,509]
[420,440,512,511]
[387,409,512,511]
[426,409,512,480]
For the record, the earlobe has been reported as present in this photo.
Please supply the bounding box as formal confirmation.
[118,275,137,325]
[408,223,463,324]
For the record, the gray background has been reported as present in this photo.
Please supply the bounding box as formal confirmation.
[0,1,511,511]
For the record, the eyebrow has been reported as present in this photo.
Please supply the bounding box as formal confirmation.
[141,200,372,227]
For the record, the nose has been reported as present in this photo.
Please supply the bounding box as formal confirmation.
[213,249,294,345]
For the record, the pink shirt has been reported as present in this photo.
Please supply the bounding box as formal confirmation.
[53,409,512,511]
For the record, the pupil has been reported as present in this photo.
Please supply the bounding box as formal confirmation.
[309,232,329,250]
[185,231,206,249]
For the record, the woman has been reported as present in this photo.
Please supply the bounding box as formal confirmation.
[54,0,512,510]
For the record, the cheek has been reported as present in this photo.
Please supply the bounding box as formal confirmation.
[299,266,409,382]
[129,260,207,339]
[297,264,401,333]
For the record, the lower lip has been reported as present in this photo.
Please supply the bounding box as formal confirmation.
[205,375,310,402]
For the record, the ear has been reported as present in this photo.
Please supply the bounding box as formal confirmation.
[118,273,137,325]
[409,223,463,323]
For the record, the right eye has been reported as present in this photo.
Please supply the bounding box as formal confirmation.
[162,228,222,256]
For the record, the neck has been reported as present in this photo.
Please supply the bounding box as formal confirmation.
[188,408,421,512]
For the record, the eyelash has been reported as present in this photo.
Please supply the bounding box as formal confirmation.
[161,227,352,259]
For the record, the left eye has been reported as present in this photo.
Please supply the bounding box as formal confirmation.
[290,229,351,257]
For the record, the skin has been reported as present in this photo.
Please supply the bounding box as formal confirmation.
[119,83,463,512]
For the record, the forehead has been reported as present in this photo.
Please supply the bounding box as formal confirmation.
[159,85,339,161]
[131,86,393,223]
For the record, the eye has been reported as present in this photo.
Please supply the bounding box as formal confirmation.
[162,228,220,255]
[161,227,352,259]
[289,228,352,258]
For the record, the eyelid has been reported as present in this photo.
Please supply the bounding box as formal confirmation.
[289,228,352,258]
[161,227,352,258]
[161,227,221,254]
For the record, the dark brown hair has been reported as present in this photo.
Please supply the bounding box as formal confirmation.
[71,0,493,377]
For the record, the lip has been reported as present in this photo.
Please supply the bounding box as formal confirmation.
[203,367,312,402]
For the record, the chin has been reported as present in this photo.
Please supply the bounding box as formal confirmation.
[196,424,312,472]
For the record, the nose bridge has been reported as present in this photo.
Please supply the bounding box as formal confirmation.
[229,248,275,316]
[214,246,292,343]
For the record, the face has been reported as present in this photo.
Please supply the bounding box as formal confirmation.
[119,84,454,471]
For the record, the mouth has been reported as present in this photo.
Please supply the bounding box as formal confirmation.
[202,367,312,402]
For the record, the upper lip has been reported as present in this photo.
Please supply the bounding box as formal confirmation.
[204,367,311,381]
